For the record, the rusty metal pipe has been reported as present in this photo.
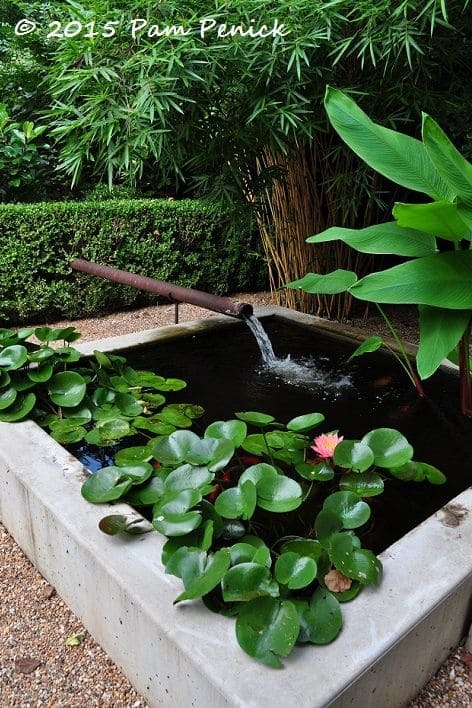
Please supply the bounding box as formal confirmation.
[70,259,253,319]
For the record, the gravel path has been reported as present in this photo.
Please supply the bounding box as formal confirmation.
[1,294,471,707]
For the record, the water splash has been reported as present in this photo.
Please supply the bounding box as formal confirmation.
[243,314,352,391]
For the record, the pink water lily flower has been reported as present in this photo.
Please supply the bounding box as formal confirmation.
[311,432,343,459]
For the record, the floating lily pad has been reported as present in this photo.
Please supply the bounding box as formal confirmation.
[235,597,299,668]
[48,371,86,407]
[0,392,36,422]
[0,345,28,370]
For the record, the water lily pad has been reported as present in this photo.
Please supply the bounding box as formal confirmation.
[168,548,231,603]
[418,462,446,485]
[241,434,269,456]
[388,460,424,482]
[115,446,153,466]
[161,521,214,566]
[28,347,55,363]
[55,347,81,363]
[333,440,375,473]
[286,413,325,432]
[156,407,192,428]
[0,370,11,387]
[125,477,165,506]
[62,403,93,423]
[94,350,114,368]
[275,552,317,590]
[34,326,63,342]
[98,514,152,536]
[240,464,303,513]
[280,539,324,561]
[164,464,214,493]
[49,419,86,444]
[329,533,382,584]
[229,542,271,567]
[235,597,299,668]
[96,418,131,440]
[150,430,201,465]
[0,392,36,422]
[152,488,203,536]
[48,371,86,407]
[215,480,257,520]
[153,510,202,537]
[92,387,116,406]
[295,461,334,481]
[155,377,187,392]
[115,392,143,417]
[235,411,275,427]
[189,437,235,472]
[0,386,17,410]
[323,491,371,529]
[205,419,248,447]
[27,363,54,383]
[222,563,278,602]
[361,428,413,468]
[81,467,133,503]
[339,471,384,497]
[295,587,342,644]
[166,403,204,420]
[16,327,35,340]
[0,345,28,370]
[314,509,343,547]
[142,392,166,407]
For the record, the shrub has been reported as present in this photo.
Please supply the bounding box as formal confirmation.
[0,198,265,323]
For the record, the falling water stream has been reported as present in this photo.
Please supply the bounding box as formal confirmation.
[243,314,278,364]
[243,314,352,389]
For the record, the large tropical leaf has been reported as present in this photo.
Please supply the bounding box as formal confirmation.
[422,113,472,206]
[393,201,470,242]
[324,87,453,201]
[350,251,472,309]
[286,270,357,294]
[307,222,437,257]
[417,306,471,379]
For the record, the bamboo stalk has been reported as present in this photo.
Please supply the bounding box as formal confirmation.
[254,135,381,318]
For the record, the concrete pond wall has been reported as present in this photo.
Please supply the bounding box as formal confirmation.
[0,307,471,707]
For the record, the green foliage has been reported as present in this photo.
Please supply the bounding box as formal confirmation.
[82,406,444,666]
[0,325,203,449]
[37,0,471,198]
[0,198,264,323]
[288,88,472,412]
[0,105,51,201]
[0,321,446,665]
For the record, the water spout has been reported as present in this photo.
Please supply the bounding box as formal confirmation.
[70,259,253,319]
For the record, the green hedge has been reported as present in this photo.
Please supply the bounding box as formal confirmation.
[0,199,266,323]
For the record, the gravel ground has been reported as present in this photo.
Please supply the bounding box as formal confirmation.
[1,293,471,707]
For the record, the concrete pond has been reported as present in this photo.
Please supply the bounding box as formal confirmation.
[0,307,470,707]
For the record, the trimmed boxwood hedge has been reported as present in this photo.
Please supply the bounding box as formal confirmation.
[0,199,266,323]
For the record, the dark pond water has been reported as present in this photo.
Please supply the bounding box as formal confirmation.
[73,316,471,552]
